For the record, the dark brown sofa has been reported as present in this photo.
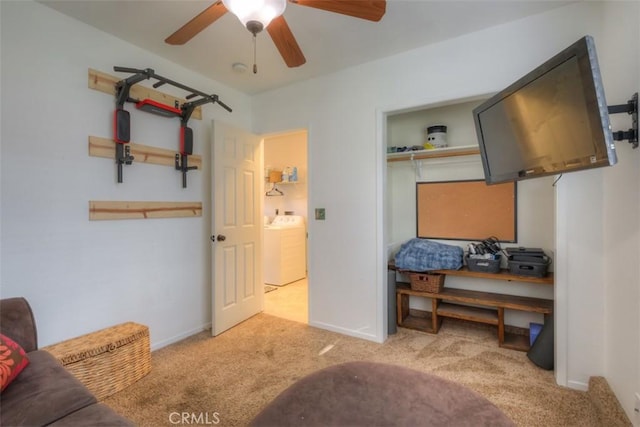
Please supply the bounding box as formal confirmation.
[0,297,133,426]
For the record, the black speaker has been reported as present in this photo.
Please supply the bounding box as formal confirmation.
[114,108,130,143]
[181,126,193,155]
[527,313,554,370]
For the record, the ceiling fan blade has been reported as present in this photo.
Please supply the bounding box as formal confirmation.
[291,0,386,22]
[165,1,228,45]
[267,16,306,68]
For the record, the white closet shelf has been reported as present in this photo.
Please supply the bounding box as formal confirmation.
[386,145,480,162]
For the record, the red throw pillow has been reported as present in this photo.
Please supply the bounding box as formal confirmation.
[0,333,30,392]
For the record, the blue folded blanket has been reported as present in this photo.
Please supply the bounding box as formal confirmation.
[394,238,463,271]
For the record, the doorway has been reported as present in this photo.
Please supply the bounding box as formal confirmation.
[262,130,309,324]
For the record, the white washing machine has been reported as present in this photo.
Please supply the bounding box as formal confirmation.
[264,215,306,286]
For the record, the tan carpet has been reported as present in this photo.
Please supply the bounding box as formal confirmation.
[104,314,603,427]
[587,376,632,426]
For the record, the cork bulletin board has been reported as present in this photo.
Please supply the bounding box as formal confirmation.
[416,180,517,242]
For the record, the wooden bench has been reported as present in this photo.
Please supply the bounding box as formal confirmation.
[388,261,554,351]
[393,267,553,351]
[396,284,553,351]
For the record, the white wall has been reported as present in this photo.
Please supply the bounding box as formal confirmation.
[0,1,252,349]
[599,1,640,421]
[555,169,606,389]
[252,1,639,415]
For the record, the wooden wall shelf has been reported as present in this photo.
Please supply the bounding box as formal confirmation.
[88,68,202,120]
[388,261,554,285]
[431,266,553,285]
[386,145,480,162]
[88,136,202,170]
[89,201,202,220]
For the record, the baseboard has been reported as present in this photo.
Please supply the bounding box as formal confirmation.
[568,380,589,392]
[150,322,211,351]
[587,376,632,426]
[309,320,383,343]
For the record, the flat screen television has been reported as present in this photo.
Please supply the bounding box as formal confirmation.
[473,35,616,185]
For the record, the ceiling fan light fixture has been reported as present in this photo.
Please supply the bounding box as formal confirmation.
[222,0,287,33]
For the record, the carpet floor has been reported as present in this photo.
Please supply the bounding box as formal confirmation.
[104,314,603,427]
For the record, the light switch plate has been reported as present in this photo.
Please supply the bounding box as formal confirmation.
[315,208,326,220]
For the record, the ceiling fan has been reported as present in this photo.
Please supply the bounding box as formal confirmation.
[165,0,386,70]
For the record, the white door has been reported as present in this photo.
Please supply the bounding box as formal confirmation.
[211,120,263,336]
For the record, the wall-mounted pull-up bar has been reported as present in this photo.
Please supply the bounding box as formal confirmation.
[112,66,232,186]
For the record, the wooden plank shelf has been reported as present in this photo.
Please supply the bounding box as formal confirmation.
[88,68,202,120]
[436,302,498,325]
[501,332,531,351]
[501,324,531,351]
[389,261,553,285]
[431,266,554,285]
[396,283,553,314]
[88,136,202,169]
[89,201,202,221]
[399,309,438,334]
[386,145,480,162]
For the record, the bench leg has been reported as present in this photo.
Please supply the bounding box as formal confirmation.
[396,293,409,326]
[432,298,440,333]
[497,307,505,345]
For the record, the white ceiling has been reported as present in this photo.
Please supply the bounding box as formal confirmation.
[40,0,572,95]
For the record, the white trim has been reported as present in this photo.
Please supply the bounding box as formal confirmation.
[567,380,589,392]
[554,178,568,386]
[304,122,315,327]
[376,108,388,343]
[309,320,383,344]
[151,323,211,351]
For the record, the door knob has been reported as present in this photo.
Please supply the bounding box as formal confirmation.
[217,235,226,242]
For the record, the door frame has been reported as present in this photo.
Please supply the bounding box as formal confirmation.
[261,128,310,322]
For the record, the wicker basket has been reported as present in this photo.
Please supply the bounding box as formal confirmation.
[43,322,151,400]
[409,272,445,293]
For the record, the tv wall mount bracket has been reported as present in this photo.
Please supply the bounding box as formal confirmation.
[112,66,232,187]
[608,92,638,149]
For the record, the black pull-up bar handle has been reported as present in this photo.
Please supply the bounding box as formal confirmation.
[183,94,232,113]
[114,66,232,112]
[216,99,232,112]
[114,66,147,74]
[140,68,212,101]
